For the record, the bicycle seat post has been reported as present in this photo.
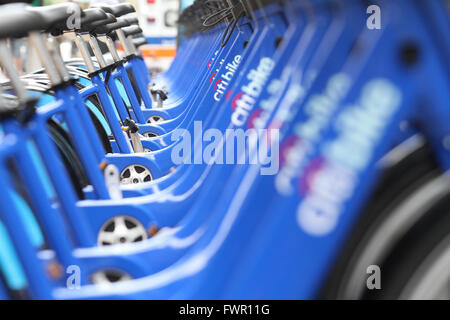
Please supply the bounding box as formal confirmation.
[28,32,63,86]
[115,28,134,57]
[73,34,97,74]
[97,3,139,58]
[101,34,121,63]
[125,35,140,58]
[88,34,107,69]
[0,41,29,105]
[62,8,110,74]
[95,17,135,63]
[46,36,71,83]
[84,12,120,70]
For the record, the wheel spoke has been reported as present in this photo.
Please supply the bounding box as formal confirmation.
[120,177,131,184]
[114,216,128,236]
[127,227,147,242]
[98,216,147,245]
[98,231,116,245]
[129,166,137,178]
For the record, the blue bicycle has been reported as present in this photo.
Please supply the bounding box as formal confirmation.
[0,0,448,300]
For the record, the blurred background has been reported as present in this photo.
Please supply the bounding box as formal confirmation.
[3,0,191,78]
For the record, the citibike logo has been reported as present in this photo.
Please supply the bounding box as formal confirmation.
[230,57,275,127]
[275,73,352,196]
[297,78,402,236]
[212,55,242,102]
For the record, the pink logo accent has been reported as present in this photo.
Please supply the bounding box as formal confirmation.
[247,109,263,129]
[265,119,283,145]
[214,79,223,91]
[279,135,300,166]
[298,157,326,196]
[225,90,233,101]
[231,92,244,110]
[210,73,217,83]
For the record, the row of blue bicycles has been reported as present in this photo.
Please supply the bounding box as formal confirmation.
[0,0,448,299]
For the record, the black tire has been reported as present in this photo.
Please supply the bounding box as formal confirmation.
[86,107,113,154]
[368,179,450,299]
[47,119,88,199]
[127,69,143,106]
[74,80,114,153]
[321,135,442,299]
